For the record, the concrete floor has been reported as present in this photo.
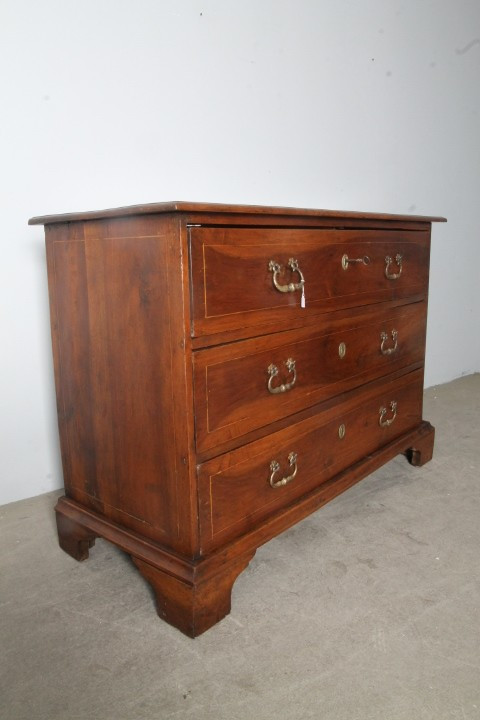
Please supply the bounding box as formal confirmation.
[1,375,479,720]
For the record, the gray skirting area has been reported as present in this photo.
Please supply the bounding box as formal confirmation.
[1,374,479,720]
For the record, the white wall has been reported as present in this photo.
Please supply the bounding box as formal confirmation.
[1,0,479,505]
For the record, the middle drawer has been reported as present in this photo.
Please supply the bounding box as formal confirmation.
[193,301,426,453]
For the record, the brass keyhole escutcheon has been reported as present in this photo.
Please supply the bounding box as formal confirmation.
[338,342,346,359]
[338,423,346,439]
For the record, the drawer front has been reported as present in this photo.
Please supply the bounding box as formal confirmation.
[194,302,426,453]
[190,227,430,336]
[198,370,424,551]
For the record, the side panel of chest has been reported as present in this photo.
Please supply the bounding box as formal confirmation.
[45,216,197,553]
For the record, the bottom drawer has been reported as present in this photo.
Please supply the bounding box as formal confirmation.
[198,370,424,551]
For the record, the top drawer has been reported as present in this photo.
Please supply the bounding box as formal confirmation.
[189,227,430,337]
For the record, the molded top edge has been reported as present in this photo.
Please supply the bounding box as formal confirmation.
[28,200,447,225]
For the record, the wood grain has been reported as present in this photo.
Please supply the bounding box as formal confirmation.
[29,200,446,226]
[198,369,424,551]
[46,215,197,554]
[194,301,427,452]
[190,227,431,336]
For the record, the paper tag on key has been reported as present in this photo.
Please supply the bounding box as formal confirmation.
[301,286,306,308]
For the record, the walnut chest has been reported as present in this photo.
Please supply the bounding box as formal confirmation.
[30,201,446,636]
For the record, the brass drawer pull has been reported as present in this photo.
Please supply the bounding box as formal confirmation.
[379,401,397,427]
[385,253,403,280]
[380,330,398,355]
[267,358,297,394]
[269,452,298,488]
[268,258,305,294]
[341,254,371,270]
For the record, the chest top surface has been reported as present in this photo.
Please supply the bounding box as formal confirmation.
[28,200,446,226]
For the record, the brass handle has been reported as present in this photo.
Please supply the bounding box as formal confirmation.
[267,358,297,394]
[268,258,305,293]
[380,330,398,355]
[269,452,298,488]
[379,401,397,427]
[341,254,371,270]
[385,254,403,280]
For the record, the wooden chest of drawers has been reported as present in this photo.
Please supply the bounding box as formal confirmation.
[30,201,445,637]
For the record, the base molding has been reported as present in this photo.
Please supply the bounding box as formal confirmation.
[55,420,434,636]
